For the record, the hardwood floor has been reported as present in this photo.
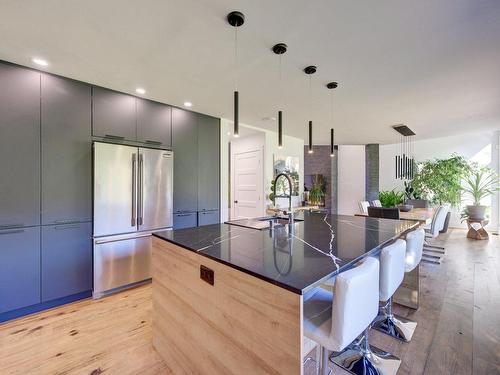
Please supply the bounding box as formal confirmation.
[1,229,499,375]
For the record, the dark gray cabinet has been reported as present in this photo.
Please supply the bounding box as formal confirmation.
[197,115,220,212]
[172,108,198,213]
[198,210,220,226]
[0,227,40,313]
[92,86,136,140]
[41,222,92,302]
[174,212,198,229]
[137,99,172,147]
[0,64,40,228]
[41,74,92,224]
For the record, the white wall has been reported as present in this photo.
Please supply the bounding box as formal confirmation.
[380,131,499,230]
[220,119,304,221]
[338,145,366,215]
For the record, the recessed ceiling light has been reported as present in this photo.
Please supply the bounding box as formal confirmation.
[183,101,193,107]
[32,58,48,67]
[135,88,146,95]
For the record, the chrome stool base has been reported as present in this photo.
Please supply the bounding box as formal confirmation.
[372,314,417,342]
[329,329,401,375]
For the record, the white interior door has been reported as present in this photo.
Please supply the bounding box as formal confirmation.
[231,149,263,219]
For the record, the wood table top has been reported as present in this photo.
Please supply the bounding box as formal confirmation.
[355,207,435,225]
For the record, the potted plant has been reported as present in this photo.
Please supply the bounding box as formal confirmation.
[461,166,499,221]
[411,154,470,232]
[378,190,405,208]
[308,174,326,206]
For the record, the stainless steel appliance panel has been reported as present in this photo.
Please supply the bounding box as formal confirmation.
[94,142,138,236]
[138,148,173,231]
[93,233,151,298]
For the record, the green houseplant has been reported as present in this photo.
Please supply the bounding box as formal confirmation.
[308,174,326,206]
[411,155,470,207]
[378,190,405,208]
[461,166,499,221]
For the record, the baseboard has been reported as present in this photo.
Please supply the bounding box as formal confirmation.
[0,290,92,323]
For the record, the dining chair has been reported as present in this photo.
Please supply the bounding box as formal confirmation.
[368,207,400,220]
[358,201,371,214]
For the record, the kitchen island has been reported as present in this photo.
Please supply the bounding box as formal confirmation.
[152,212,417,374]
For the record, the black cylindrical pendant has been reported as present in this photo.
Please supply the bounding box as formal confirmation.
[278,110,283,148]
[330,129,334,156]
[308,121,313,153]
[234,91,239,137]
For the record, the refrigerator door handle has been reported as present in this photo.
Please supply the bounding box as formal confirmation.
[131,153,137,227]
[138,153,144,226]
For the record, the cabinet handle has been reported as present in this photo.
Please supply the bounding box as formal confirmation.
[0,229,24,235]
[0,223,24,229]
[104,134,125,140]
[55,224,81,230]
[54,219,80,224]
[144,140,162,145]
[176,214,192,217]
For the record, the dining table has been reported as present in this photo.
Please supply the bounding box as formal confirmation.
[355,207,435,226]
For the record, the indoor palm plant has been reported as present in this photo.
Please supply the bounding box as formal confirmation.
[461,166,499,221]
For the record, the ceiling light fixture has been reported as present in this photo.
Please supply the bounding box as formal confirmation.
[32,58,48,67]
[135,88,146,95]
[304,66,317,154]
[183,101,193,107]
[326,82,338,157]
[393,125,416,180]
[227,11,245,138]
[272,43,287,149]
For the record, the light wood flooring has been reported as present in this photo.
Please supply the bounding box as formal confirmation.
[0,229,499,375]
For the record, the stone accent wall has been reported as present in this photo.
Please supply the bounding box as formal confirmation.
[365,144,379,202]
[304,145,338,213]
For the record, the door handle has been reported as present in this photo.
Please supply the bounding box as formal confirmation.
[234,200,238,204]
[138,153,144,226]
[131,153,137,227]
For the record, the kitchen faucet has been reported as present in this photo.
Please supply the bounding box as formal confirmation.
[273,173,295,226]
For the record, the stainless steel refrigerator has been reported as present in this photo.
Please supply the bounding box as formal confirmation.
[93,142,173,298]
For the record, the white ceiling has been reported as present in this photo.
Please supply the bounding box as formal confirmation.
[1,0,499,144]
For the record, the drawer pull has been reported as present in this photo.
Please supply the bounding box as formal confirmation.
[0,229,25,235]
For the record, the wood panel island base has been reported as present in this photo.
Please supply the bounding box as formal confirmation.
[151,212,417,374]
[152,237,304,374]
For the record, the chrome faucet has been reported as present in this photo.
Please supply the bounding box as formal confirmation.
[273,173,294,225]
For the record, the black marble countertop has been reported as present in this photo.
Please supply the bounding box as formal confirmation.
[153,211,418,295]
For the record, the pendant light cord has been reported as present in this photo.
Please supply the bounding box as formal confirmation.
[234,26,238,91]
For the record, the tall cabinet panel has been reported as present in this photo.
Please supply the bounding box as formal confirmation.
[0,64,40,228]
[197,114,220,211]
[92,86,136,140]
[0,227,41,313]
[137,99,172,147]
[41,222,92,302]
[41,74,92,224]
[172,108,198,214]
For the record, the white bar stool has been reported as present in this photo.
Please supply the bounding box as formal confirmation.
[304,257,400,375]
[373,238,417,342]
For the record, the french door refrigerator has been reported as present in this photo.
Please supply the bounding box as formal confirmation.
[93,142,173,298]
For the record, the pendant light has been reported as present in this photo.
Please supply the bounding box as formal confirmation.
[272,43,287,149]
[326,82,338,157]
[227,11,245,137]
[304,66,316,154]
[392,125,415,180]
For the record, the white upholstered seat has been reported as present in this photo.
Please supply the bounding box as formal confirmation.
[372,200,382,207]
[405,228,425,272]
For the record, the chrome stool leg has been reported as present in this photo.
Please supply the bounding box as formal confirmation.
[330,328,401,375]
[372,297,417,342]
